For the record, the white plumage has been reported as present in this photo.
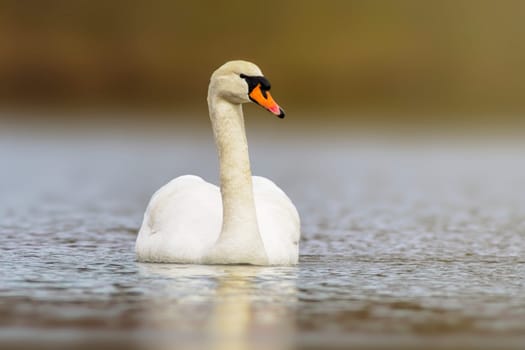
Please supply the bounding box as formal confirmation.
[136,175,300,264]
[135,61,300,265]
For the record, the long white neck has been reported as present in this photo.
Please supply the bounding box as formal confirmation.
[207,93,268,264]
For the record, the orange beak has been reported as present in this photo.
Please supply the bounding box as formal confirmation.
[249,84,285,118]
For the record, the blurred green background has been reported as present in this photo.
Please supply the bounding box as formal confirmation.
[1,0,524,125]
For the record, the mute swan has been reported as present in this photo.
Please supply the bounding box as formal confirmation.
[135,60,300,265]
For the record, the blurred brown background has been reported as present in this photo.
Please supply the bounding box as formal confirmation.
[0,0,524,125]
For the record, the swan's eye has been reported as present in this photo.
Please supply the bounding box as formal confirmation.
[258,76,271,91]
[239,74,271,95]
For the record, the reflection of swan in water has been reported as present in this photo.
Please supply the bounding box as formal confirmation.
[138,263,297,350]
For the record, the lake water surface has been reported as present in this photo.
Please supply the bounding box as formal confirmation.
[1,123,524,349]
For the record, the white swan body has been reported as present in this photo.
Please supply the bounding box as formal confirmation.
[135,61,300,265]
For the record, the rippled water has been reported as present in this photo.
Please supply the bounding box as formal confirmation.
[1,124,524,349]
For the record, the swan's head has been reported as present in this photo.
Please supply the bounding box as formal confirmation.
[209,60,285,118]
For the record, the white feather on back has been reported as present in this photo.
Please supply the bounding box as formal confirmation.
[136,175,300,265]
